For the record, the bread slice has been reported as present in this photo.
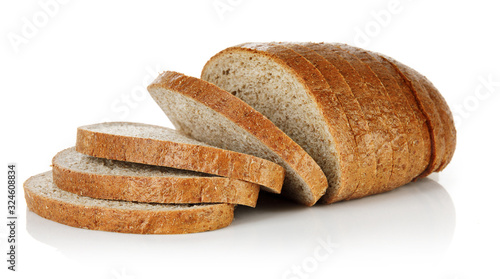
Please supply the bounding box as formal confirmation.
[52,147,260,207]
[76,122,284,193]
[147,71,327,206]
[24,172,234,234]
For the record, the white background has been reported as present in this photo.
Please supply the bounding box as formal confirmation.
[1,0,499,278]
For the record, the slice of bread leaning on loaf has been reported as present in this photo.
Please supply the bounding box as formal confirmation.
[24,42,456,234]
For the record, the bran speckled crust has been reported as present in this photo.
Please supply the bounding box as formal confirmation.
[422,81,456,171]
[380,55,447,178]
[385,60,456,172]
[24,172,235,234]
[76,122,285,194]
[148,71,327,206]
[269,42,365,203]
[365,51,431,181]
[335,43,411,192]
[52,147,260,207]
[333,43,407,196]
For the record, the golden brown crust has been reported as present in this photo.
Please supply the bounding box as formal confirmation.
[333,43,408,195]
[380,56,446,178]
[24,172,234,234]
[76,123,285,194]
[337,44,414,191]
[148,71,327,206]
[301,43,376,202]
[365,51,431,181]
[270,42,365,203]
[400,69,456,171]
[52,150,260,207]
[305,43,391,200]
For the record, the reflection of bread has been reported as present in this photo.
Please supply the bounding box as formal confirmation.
[24,172,234,234]
[52,147,260,207]
[201,42,456,203]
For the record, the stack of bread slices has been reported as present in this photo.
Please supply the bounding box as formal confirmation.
[24,42,456,234]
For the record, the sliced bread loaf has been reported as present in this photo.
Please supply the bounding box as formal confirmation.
[24,172,234,234]
[52,147,260,207]
[200,42,456,201]
[76,122,284,193]
[147,71,328,206]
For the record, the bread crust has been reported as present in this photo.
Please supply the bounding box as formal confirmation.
[392,65,456,171]
[76,122,285,194]
[24,172,235,234]
[304,43,392,199]
[52,147,260,207]
[365,51,431,181]
[270,42,366,203]
[424,81,456,171]
[380,56,446,177]
[333,43,409,196]
[337,44,413,191]
[148,71,327,206]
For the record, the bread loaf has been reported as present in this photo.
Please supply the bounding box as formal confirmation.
[200,42,456,202]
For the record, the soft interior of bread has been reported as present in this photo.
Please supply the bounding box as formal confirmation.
[148,86,313,204]
[201,51,340,193]
[55,147,209,178]
[26,172,202,211]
